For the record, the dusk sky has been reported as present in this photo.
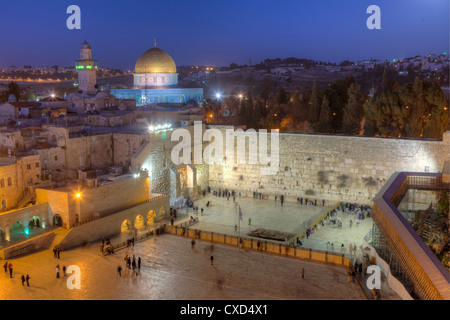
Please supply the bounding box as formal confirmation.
[0,0,448,69]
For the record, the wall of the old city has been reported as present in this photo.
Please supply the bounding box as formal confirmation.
[207,127,450,205]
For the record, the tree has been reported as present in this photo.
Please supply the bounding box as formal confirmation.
[400,77,428,138]
[277,87,289,105]
[308,81,320,131]
[6,81,21,100]
[318,95,331,133]
[341,83,365,134]
[24,90,37,101]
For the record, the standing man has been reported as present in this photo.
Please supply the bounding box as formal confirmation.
[301,268,305,280]
[26,274,30,287]
[21,275,25,286]
[8,263,13,278]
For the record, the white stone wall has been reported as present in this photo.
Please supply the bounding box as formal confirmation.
[208,127,450,205]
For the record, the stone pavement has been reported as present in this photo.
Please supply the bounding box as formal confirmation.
[0,234,367,300]
[184,194,337,239]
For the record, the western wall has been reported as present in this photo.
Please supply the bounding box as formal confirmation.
[206,126,450,205]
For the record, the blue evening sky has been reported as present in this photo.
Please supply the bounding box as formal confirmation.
[0,0,448,69]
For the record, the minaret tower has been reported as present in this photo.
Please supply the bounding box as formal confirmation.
[75,40,98,95]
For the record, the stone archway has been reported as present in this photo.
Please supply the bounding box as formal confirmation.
[10,221,24,239]
[134,215,146,230]
[0,227,5,242]
[121,219,132,233]
[147,210,156,225]
[53,214,63,226]
[29,216,42,230]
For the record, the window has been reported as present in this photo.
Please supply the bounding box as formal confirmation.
[36,162,40,168]
[1,199,5,210]
[425,166,430,172]
[26,164,31,170]
[27,178,32,185]
[54,155,58,161]
[7,177,12,186]
[0,179,4,188]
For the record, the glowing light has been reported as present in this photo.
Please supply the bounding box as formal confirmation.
[133,173,139,178]
[51,93,55,98]
[75,193,81,198]
[216,93,222,99]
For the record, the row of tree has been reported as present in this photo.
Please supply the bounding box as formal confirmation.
[206,71,449,139]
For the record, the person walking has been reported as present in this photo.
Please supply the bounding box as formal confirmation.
[8,263,13,278]
[3,261,7,273]
[191,239,195,249]
[63,265,67,278]
[53,247,57,258]
[138,257,141,269]
[301,268,305,280]
[21,275,25,286]
[26,274,30,287]
[57,247,60,259]
[210,255,214,265]
[248,218,251,226]
[117,266,122,277]
[127,257,131,269]
[56,265,60,279]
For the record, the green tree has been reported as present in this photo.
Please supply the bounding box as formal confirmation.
[24,90,37,101]
[6,81,21,100]
[318,95,331,133]
[277,87,289,105]
[341,83,365,134]
[308,81,320,131]
[400,77,428,138]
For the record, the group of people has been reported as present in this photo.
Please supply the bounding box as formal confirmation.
[53,246,61,259]
[55,264,68,278]
[118,254,142,276]
[3,261,31,286]
[296,197,326,207]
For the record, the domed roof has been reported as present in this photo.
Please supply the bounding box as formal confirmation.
[81,40,91,49]
[135,47,176,74]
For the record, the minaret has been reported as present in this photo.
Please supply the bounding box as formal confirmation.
[75,40,98,95]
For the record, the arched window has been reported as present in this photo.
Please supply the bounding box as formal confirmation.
[0,179,4,188]
[1,199,6,210]
[7,177,12,186]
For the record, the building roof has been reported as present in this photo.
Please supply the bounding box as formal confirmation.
[7,102,41,108]
[135,47,177,74]
[40,96,67,102]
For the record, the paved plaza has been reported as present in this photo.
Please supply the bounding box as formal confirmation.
[0,234,366,300]
[183,194,373,255]
[0,194,402,300]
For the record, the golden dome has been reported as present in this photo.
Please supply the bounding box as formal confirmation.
[134,47,177,74]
